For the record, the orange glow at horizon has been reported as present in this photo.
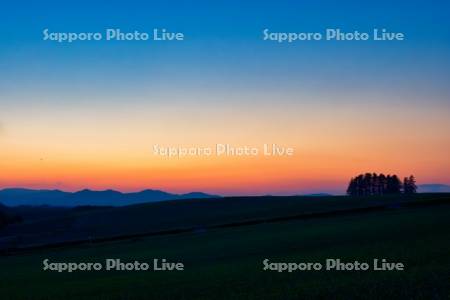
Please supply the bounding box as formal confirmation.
[1,94,449,195]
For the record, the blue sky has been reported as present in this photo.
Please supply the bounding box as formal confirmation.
[2,0,449,74]
[1,0,449,97]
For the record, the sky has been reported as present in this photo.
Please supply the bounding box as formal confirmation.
[0,0,449,195]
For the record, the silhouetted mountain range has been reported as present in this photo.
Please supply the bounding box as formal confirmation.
[418,184,450,193]
[1,185,447,207]
[0,188,220,207]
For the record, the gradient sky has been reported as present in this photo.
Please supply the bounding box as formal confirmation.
[1,0,449,195]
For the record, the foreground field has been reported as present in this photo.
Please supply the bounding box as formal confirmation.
[1,193,448,250]
[0,199,449,299]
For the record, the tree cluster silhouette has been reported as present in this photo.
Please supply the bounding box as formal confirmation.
[403,175,417,194]
[347,173,417,196]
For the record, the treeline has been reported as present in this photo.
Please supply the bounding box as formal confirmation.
[347,173,417,196]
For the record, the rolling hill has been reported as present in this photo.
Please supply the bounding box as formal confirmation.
[1,193,449,251]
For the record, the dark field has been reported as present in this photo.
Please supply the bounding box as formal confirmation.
[0,194,449,299]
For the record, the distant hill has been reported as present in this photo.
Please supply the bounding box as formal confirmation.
[418,184,450,193]
[0,188,220,207]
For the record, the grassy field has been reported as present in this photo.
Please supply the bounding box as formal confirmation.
[2,193,449,250]
[0,197,449,299]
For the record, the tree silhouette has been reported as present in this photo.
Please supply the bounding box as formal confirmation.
[347,173,413,196]
[387,175,401,194]
[403,175,417,194]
